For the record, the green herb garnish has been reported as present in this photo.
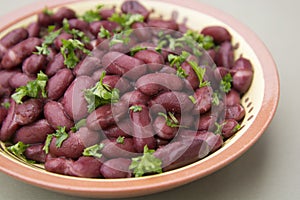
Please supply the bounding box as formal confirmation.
[232,124,241,133]
[71,119,87,132]
[129,105,143,112]
[183,30,215,50]
[212,92,220,106]
[43,126,69,154]
[109,29,133,46]
[84,71,120,113]
[116,136,125,144]
[7,142,30,161]
[109,13,144,30]
[188,61,210,88]
[189,95,196,104]
[62,19,90,43]
[12,71,48,104]
[214,122,227,135]
[81,5,103,23]
[42,7,53,16]
[168,51,190,78]
[158,112,186,128]
[220,73,233,93]
[130,46,147,56]
[83,143,104,159]
[1,102,10,109]
[98,26,111,39]
[129,145,162,177]
[35,29,61,55]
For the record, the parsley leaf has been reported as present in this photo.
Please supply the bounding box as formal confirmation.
[158,112,187,128]
[62,19,90,43]
[71,119,87,132]
[116,136,125,144]
[109,13,144,30]
[212,92,220,106]
[1,102,10,109]
[189,95,196,104]
[183,30,215,50]
[220,73,233,93]
[81,5,103,23]
[109,29,133,47]
[11,71,48,104]
[84,71,120,113]
[167,51,190,78]
[98,26,111,39]
[232,124,241,133]
[7,141,30,161]
[129,145,162,177]
[34,28,61,55]
[176,66,188,78]
[130,46,147,56]
[129,105,143,112]
[43,126,69,154]
[60,39,91,69]
[42,7,53,15]
[83,143,104,159]
[188,61,210,88]
[214,122,227,135]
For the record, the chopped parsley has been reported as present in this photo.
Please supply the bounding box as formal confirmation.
[12,71,48,104]
[109,13,144,30]
[129,145,162,177]
[70,119,87,132]
[214,122,227,135]
[220,73,233,93]
[35,28,61,55]
[130,46,147,56]
[232,124,241,133]
[116,136,125,144]
[7,142,30,162]
[129,105,143,112]
[109,29,133,47]
[189,95,197,104]
[212,92,220,106]
[1,102,10,109]
[62,19,90,43]
[42,7,53,16]
[83,143,104,159]
[168,51,190,78]
[158,112,186,128]
[188,61,210,88]
[98,26,111,39]
[43,126,69,154]
[81,5,103,23]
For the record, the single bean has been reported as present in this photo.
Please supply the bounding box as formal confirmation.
[120,90,150,106]
[24,144,46,163]
[192,86,212,115]
[9,72,35,89]
[103,119,133,138]
[147,19,179,31]
[46,68,74,100]
[0,107,8,126]
[44,156,73,176]
[74,56,102,77]
[91,68,106,81]
[0,28,28,59]
[201,26,232,44]
[100,158,132,178]
[68,19,95,40]
[136,73,184,96]
[103,75,131,94]
[27,22,40,38]
[214,41,234,69]
[99,8,116,20]
[181,61,200,90]
[133,49,164,71]
[153,115,178,140]
[121,0,150,19]
[195,113,217,131]
[101,138,137,158]
[71,156,104,178]
[0,69,20,89]
[149,91,194,113]
[232,70,253,93]
[131,22,152,41]
[14,119,54,144]
[90,21,120,36]
[221,119,239,138]
[44,101,74,131]
[225,89,240,106]
[52,7,76,24]
[46,47,57,62]
[0,100,19,141]
[225,104,245,121]
[207,49,216,61]
[213,67,230,82]
[159,66,177,74]
[15,99,43,126]
[37,12,54,27]
[1,37,42,69]
[45,53,65,77]
[232,56,253,72]
[22,54,47,75]
[53,32,73,50]
[75,127,101,148]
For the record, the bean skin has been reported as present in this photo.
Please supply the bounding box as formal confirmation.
[71,156,104,178]
[0,28,28,59]
[232,70,253,93]
[45,53,65,77]
[195,113,217,131]
[0,99,19,141]
[225,104,245,121]
[0,69,19,89]
[214,41,234,69]
[201,26,232,44]
[52,7,76,24]
[213,67,230,82]
[15,99,43,126]
[232,56,253,72]
[149,91,194,113]
[27,22,40,38]
[53,32,73,50]
[44,101,74,131]
[99,8,116,20]
[181,61,200,90]
[101,138,137,158]
[225,89,240,106]
[192,86,212,115]
[22,54,47,75]
[120,90,150,106]
[44,156,74,176]
[147,19,179,31]
[24,144,46,163]
[133,49,164,71]
[37,12,54,27]
[153,115,178,140]
[1,37,42,69]
[9,72,35,89]
[121,0,150,19]
[136,73,184,96]
[74,56,102,77]
[90,21,120,36]
[0,107,8,126]
[46,68,74,100]
[14,119,54,144]
[221,119,239,138]
[62,76,96,121]
[75,127,101,148]
[103,75,131,94]
[100,158,132,178]
[131,22,152,42]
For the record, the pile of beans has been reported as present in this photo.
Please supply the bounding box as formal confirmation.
[0,0,253,178]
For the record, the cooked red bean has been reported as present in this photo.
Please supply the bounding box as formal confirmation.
[103,121,132,138]
[68,19,95,40]
[22,54,47,75]
[131,22,152,41]
[0,107,8,126]
[133,49,164,71]
[86,101,128,131]
[150,91,194,113]
[192,86,212,114]
[53,32,73,50]
[71,156,104,178]
[101,138,136,158]
[201,26,232,44]
[27,22,40,38]
[215,41,234,69]
[100,158,132,178]
[74,56,102,77]
[99,8,116,20]
[225,104,245,121]
[214,67,230,82]
[45,53,65,77]
[148,19,179,31]
[221,119,239,138]
[75,127,101,148]
[136,73,184,96]
[103,51,146,80]
[1,37,42,69]
[44,101,74,131]
[0,69,20,89]
[153,115,178,140]
[196,114,217,131]
[15,99,43,126]
[37,12,54,27]
[46,68,74,100]
[232,56,253,72]
[121,0,150,19]
[232,70,253,93]
[44,156,74,175]
[14,119,54,144]
[120,90,150,106]
[24,144,46,163]
[91,68,105,81]
[62,76,96,121]
[225,89,240,106]
[90,21,120,36]
[9,72,35,89]
[52,7,76,24]
[181,61,200,90]
[103,75,131,94]
[0,100,19,141]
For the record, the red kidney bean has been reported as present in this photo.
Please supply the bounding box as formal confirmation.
[121,0,150,19]
[156,137,169,147]
[45,53,65,77]
[22,54,47,75]
[90,21,120,36]
[99,8,116,20]
[147,19,179,31]
[13,119,54,144]
[75,127,101,148]
[46,68,74,100]
[120,90,150,106]
[44,101,74,130]
[130,104,156,152]
[225,104,245,121]
[195,113,217,131]
[37,12,54,27]
[214,67,230,82]
[15,99,43,126]
[103,51,146,80]
[24,144,46,163]
[0,69,20,89]
[9,72,35,89]
[150,91,194,113]
[153,115,178,140]
[103,118,133,138]
[86,101,128,131]
[136,73,184,96]
[74,56,102,77]
[91,68,106,81]
[192,86,212,115]
[131,22,152,41]
[1,37,42,69]
[62,76,95,121]
[53,32,73,50]
[71,156,104,178]
[201,26,232,44]
[44,156,74,175]
[103,75,131,94]
[178,114,196,128]
[181,61,200,90]
[27,22,40,38]
[0,100,19,141]
[232,70,253,93]
[0,28,28,59]
[68,19,94,40]
[225,89,240,106]
[207,49,216,61]
[52,7,76,24]
[214,41,234,69]
[159,66,177,74]
[133,49,164,71]
[221,119,239,138]
[0,107,8,126]
[100,158,132,178]
[232,56,253,72]
[101,138,136,158]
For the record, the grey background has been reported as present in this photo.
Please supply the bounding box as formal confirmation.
[0,0,299,199]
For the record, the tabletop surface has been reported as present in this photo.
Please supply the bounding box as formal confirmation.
[0,0,299,200]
